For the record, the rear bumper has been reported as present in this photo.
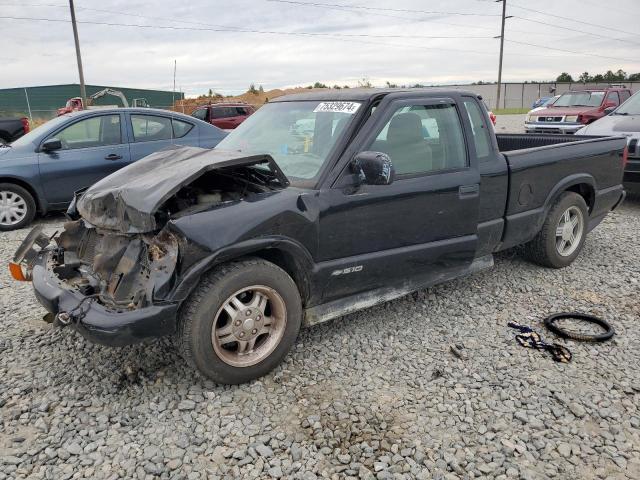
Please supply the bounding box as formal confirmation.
[625,158,640,185]
[31,252,179,346]
[525,122,584,134]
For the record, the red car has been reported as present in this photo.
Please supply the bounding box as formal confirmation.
[191,103,256,130]
[525,86,632,134]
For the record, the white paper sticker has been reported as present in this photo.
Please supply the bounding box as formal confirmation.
[313,101,361,114]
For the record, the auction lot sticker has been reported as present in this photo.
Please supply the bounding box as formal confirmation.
[313,101,361,114]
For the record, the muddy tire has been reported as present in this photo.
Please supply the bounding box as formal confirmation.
[0,183,37,231]
[524,191,588,268]
[177,258,302,384]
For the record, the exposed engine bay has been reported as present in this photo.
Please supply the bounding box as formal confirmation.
[52,221,179,310]
[156,168,276,224]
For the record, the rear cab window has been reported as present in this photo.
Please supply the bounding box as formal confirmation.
[462,98,492,161]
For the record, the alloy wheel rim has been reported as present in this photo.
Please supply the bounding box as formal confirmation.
[0,191,27,226]
[555,206,584,257]
[211,285,287,367]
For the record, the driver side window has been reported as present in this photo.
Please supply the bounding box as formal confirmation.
[367,104,467,176]
[54,115,121,150]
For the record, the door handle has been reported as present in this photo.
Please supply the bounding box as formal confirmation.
[104,154,122,161]
[459,184,479,198]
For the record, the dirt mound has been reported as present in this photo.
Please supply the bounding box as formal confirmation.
[174,87,329,114]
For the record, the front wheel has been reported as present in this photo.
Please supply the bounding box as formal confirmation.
[524,191,588,268]
[178,258,302,384]
[0,183,37,231]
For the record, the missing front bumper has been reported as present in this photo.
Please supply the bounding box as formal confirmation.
[31,252,179,346]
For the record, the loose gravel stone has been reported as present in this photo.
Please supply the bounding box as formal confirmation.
[1,202,640,479]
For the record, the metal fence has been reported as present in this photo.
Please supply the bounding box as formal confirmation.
[443,82,640,110]
[0,84,184,121]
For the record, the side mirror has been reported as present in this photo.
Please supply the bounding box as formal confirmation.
[604,106,616,115]
[351,151,395,186]
[41,138,62,152]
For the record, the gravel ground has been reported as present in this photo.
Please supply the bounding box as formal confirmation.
[1,198,640,480]
[494,115,526,134]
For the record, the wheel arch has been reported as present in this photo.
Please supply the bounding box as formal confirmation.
[171,237,316,307]
[0,176,43,212]
[543,174,595,216]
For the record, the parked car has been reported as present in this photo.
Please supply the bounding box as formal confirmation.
[191,103,256,130]
[0,117,30,144]
[0,108,225,230]
[529,95,559,113]
[12,89,626,384]
[525,87,632,134]
[576,90,640,188]
[531,95,554,109]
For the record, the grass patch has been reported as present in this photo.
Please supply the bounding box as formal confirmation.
[493,108,529,115]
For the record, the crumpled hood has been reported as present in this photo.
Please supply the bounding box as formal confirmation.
[77,145,289,233]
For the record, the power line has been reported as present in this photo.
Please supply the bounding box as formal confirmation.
[512,15,640,46]
[266,0,501,16]
[508,2,640,38]
[0,0,569,38]
[0,15,507,58]
[3,13,634,62]
[505,39,637,63]
[0,15,493,39]
[0,0,509,37]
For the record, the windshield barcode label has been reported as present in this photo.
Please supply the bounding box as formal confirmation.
[313,102,361,114]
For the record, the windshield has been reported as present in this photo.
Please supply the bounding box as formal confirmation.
[553,91,604,108]
[215,100,359,181]
[10,115,70,147]
[615,91,640,115]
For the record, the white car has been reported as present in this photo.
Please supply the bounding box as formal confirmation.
[576,91,639,187]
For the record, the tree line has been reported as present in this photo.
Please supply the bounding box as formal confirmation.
[200,69,640,99]
[556,69,640,83]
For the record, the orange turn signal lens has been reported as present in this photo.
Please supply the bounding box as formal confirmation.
[9,262,27,281]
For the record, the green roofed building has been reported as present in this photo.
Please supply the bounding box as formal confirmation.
[0,84,184,120]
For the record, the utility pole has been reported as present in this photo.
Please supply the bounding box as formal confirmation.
[495,0,507,110]
[69,0,87,106]
[172,60,177,110]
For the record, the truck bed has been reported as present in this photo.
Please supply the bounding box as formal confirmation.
[496,133,602,152]
[494,133,626,251]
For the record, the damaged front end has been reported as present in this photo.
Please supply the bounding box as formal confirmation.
[11,146,290,346]
[11,220,181,345]
[54,221,179,309]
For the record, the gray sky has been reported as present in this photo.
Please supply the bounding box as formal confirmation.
[2,0,639,96]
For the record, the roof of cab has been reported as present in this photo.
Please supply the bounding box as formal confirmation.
[273,87,477,103]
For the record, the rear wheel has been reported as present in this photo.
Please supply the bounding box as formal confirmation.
[178,258,302,384]
[0,183,36,231]
[524,192,588,268]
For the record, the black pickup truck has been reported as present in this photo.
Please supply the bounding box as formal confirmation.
[12,88,626,384]
[0,117,30,144]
